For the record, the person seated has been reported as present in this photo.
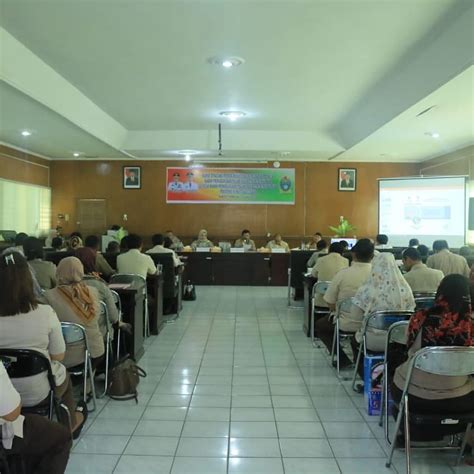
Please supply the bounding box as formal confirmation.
[106,240,120,254]
[44,229,59,249]
[427,240,469,277]
[307,232,323,250]
[0,363,72,474]
[10,232,28,256]
[266,234,290,252]
[23,237,57,290]
[338,240,349,253]
[402,247,443,293]
[191,229,214,250]
[146,233,182,267]
[51,236,66,251]
[120,235,130,252]
[45,257,105,370]
[66,235,82,251]
[0,253,86,438]
[409,238,419,248]
[234,229,256,251]
[116,234,157,278]
[311,242,349,307]
[315,238,374,367]
[307,239,328,267]
[417,244,429,263]
[84,235,115,279]
[392,274,474,441]
[165,230,184,251]
[374,234,392,249]
[350,252,415,378]
[74,248,121,338]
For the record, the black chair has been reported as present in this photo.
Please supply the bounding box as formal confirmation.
[149,253,180,320]
[0,349,62,421]
[43,250,74,266]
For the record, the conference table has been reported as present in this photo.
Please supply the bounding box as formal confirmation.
[178,252,289,286]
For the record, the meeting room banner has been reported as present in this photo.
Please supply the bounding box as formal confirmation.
[166,167,295,204]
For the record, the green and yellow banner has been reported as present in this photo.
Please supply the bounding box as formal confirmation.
[166,167,295,205]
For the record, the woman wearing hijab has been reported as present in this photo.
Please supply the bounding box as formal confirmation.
[350,253,415,377]
[45,257,105,369]
[392,274,474,440]
[75,247,121,338]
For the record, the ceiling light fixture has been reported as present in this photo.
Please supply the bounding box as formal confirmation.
[21,130,31,137]
[208,56,245,68]
[185,154,191,162]
[220,111,246,121]
[425,131,440,139]
[73,152,81,157]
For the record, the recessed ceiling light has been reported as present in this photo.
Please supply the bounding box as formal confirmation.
[185,154,191,162]
[208,56,244,68]
[21,130,31,136]
[220,111,246,121]
[73,152,81,157]
[177,150,198,156]
[425,131,440,138]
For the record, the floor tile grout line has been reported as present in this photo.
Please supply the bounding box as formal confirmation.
[257,290,286,474]
[170,297,224,473]
[268,286,343,474]
[111,302,198,473]
[226,292,238,474]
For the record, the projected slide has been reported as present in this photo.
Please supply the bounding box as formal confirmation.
[379,177,466,247]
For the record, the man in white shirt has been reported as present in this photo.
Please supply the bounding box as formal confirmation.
[426,240,470,277]
[147,234,182,267]
[374,234,392,249]
[307,239,328,268]
[314,238,374,367]
[311,242,349,307]
[403,247,444,293]
[182,172,198,191]
[1,363,71,473]
[117,234,157,278]
[168,173,183,192]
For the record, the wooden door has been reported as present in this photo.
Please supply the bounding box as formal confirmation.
[76,199,107,237]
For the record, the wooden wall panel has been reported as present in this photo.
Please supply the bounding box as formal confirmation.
[50,159,417,243]
[0,146,50,187]
[418,145,474,179]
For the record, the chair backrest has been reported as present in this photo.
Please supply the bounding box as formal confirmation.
[312,281,330,298]
[61,321,87,345]
[110,273,146,296]
[0,348,55,388]
[335,297,353,318]
[412,346,474,377]
[99,300,111,334]
[110,289,122,315]
[148,253,177,298]
[365,310,413,332]
[387,320,409,346]
[414,296,436,310]
[413,292,436,299]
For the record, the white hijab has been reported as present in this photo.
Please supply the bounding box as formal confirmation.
[353,252,415,315]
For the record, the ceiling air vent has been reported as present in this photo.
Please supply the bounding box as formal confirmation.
[416,105,437,117]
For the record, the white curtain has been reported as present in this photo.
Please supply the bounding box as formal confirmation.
[0,178,51,236]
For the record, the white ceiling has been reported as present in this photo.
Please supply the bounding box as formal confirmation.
[0,0,472,162]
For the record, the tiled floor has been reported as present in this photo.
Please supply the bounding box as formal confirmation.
[66,286,469,474]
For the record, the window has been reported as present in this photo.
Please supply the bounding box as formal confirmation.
[0,178,51,236]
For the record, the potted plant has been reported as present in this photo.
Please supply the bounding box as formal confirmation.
[329,215,356,237]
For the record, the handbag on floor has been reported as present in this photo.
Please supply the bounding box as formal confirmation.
[183,280,197,301]
[107,357,146,402]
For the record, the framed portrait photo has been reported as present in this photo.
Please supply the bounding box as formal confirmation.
[338,168,356,192]
[123,166,141,189]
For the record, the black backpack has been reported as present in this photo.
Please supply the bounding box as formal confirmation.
[183,280,197,300]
